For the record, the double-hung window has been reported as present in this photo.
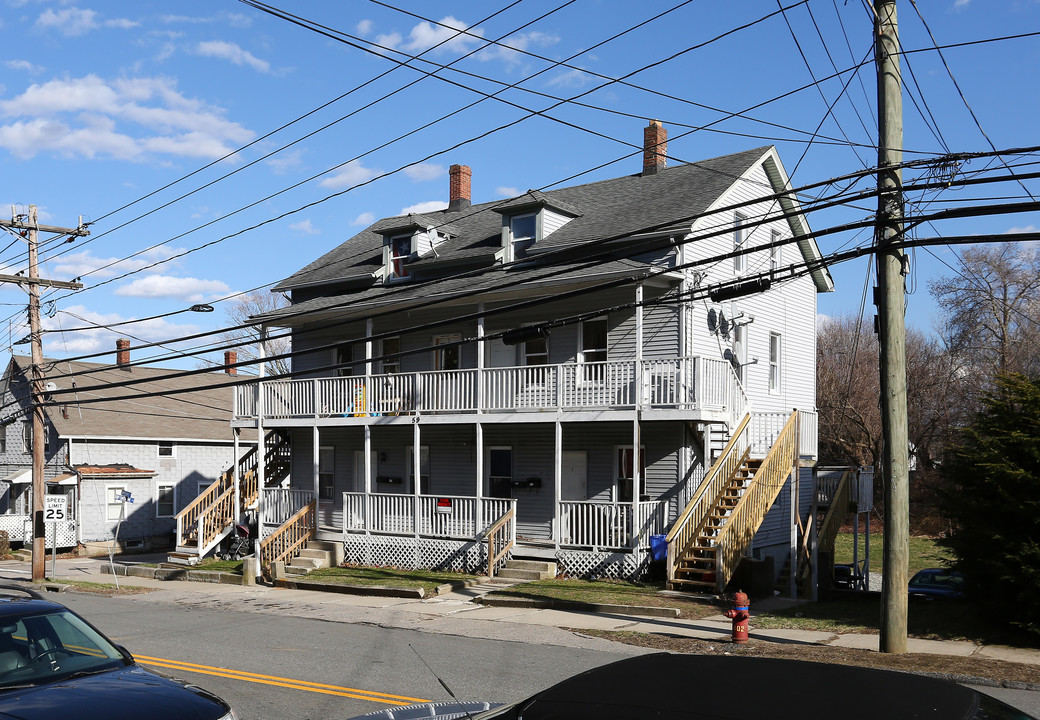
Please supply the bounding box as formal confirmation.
[733,213,748,273]
[156,483,175,517]
[617,446,646,503]
[770,229,781,276]
[407,446,429,494]
[106,485,128,522]
[509,213,537,259]
[488,447,512,499]
[319,446,335,501]
[580,319,608,383]
[389,235,411,280]
[769,332,782,393]
[380,337,401,374]
[158,441,175,458]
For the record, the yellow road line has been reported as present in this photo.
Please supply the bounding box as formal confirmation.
[134,654,427,706]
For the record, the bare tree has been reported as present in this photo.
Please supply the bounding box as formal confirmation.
[216,290,291,376]
[930,242,1040,388]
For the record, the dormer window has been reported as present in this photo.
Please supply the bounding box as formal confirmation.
[508,213,537,260]
[388,234,412,280]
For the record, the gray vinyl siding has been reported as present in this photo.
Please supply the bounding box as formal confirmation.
[483,424,556,539]
[753,466,814,550]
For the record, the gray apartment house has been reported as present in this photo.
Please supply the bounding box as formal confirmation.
[227,122,834,589]
[0,346,252,554]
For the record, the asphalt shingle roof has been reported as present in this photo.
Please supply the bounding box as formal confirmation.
[272,147,770,296]
[7,355,246,443]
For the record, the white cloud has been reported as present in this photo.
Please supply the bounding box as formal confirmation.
[35,7,98,36]
[356,19,373,36]
[352,212,375,226]
[403,163,444,182]
[104,18,140,30]
[378,16,483,55]
[114,274,231,302]
[5,59,44,75]
[545,67,594,89]
[0,74,254,161]
[953,0,971,9]
[41,304,201,357]
[290,219,320,235]
[479,31,559,65]
[319,160,381,190]
[266,149,302,174]
[496,186,520,198]
[52,246,183,280]
[399,200,448,215]
[1006,225,1037,234]
[195,40,271,73]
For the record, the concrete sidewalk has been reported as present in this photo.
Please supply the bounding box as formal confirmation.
[3,554,1039,674]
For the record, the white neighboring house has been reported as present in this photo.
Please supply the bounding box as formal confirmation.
[0,346,253,554]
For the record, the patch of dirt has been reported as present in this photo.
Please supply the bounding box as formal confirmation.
[573,629,1040,686]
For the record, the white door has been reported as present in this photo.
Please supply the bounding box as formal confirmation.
[561,451,587,501]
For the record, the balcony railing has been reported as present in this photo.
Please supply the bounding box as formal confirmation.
[235,355,739,421]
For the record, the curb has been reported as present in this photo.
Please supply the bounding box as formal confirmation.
[101,563,247,586]
[275,579,425,598]
[476,595,681,618]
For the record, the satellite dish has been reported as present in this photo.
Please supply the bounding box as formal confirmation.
[44,382,58,392]
[719,311,730,338]
[707,308,718,334]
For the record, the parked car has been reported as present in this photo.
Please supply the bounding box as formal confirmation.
[909,568,965,599]
[349,653,1036,720]
[0,585,236,720]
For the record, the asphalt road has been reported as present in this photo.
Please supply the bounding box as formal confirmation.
[53,591,636,720]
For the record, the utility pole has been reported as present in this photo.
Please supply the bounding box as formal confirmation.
[875,0,910,653]
[0,205,87,582]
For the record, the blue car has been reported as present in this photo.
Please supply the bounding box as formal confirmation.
[909,568,965,599]
[0,585,236,720]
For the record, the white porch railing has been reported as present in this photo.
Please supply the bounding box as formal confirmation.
[235,355,745,421]
[558,500,668,550]
[749,410,817,460]
[342,493,514,540]
[262,488,315,527]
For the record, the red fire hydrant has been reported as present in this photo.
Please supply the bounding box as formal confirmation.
[723,590,750,644]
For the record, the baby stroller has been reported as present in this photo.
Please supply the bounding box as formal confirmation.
[221,523,251,561]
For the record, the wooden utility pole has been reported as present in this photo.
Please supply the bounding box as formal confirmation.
[0,205,86,582]
[875,0,910,653]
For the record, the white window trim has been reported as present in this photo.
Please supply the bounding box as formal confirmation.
[333,343,353,377]
[379,336,401,374]
[106,483,128,522]
[407,445,430,494]
[157,441,176,458]
[386,233,413,281]
[487,446,512,497]
[318,445,335,502]
[614,445,647,502]
[733,212,748,273]
[770,229,781,275]
[769,332,782,394]
[155,482,176,518]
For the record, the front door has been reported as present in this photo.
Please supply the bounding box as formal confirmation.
[561,451,587,501]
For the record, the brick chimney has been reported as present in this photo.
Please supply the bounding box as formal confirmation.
[448,164,471,212]
[224,350,237,376]
[643,120,667,176]
[116,338,130,368]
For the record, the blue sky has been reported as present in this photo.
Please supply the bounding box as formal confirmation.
[1,0,1038,370]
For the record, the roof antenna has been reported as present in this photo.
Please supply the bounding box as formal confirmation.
[408,644,477,720]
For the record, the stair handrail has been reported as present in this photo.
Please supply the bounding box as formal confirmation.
[240,432,292,509]
[175,468,233,547]
[713,410,799,592]
[259,499,317,570]
[817,469,853,558]
[665,413,751,585]
[485,507,516,578]
[195,484,238,558]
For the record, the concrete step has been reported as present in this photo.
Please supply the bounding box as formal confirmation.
[165,552,201,566]
[495,567,549,581]
[297,548,332,561]
[288,556,328,571]
[504,559,557,574]
[305,540,340,553]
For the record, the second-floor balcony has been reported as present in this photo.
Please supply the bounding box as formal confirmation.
[233,354,748,425]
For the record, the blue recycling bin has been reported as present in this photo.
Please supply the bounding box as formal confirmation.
[650,534,667,563]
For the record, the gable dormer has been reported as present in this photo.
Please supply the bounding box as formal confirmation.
[493,191,581,263]
[378,214,457,282]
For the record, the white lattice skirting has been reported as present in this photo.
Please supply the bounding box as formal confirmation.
[343,534,652,580]
[556,549,650,579]
[0,516,76,547]
[344,535,494,574]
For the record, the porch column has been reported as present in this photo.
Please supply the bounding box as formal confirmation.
[475,422,484,533]
[554,420,562,551]
[232,428,240,523]
[313,426,320,503]
[477,304,485,415]
[256,327,267,543]
[365,319,373,415]
[632,283,643,550]
[413,421,421,543]
[364,424,372,537]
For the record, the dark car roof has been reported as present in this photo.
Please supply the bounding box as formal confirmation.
[0,590,64,620]
[512,654,981,720]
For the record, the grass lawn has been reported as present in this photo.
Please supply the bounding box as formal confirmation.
[305,566,475,596]
[832,533,955,575]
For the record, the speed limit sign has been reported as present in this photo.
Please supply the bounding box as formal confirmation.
[44,495,67,523]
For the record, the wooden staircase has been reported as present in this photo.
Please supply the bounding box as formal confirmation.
[168,431,291,566]
[666,410,800,595]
